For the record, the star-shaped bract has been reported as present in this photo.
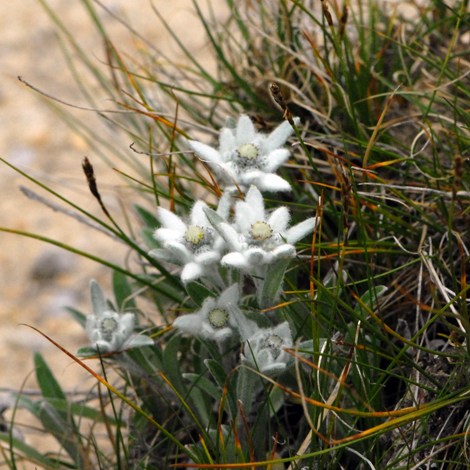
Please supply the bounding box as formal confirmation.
[188,115,299,192]
[150,200,226,283]
[86,280,153,353]
[210,186,317,271]
[243,322,293,376]
[173,284,256,342]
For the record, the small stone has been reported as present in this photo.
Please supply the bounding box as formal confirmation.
[30,248,75,282]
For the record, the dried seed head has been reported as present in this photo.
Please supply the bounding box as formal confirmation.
[269,82,285,109]
[321,0,334,26]
[269,81,293,123]
[339,3,348,37]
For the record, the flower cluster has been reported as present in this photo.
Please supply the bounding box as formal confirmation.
[79,115,315,378]
[84,280,153,354]
[151,184,317,283]
[188,115,299,192]
[149,199,227,285]
[173,283,257,343]
[242,322,293,376]
[213,185,317,271]
[163,115,316,376]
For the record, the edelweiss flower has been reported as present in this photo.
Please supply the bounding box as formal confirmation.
[211,186,317,271]
[243,322,293,376]
[173,284,256,342]
[150,197,229,283]
[86,280,153,353]
[188,115,299,192]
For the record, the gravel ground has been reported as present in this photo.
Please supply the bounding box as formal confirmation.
[0,0,215,405]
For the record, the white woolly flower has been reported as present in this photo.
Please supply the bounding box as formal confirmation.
[86,280,153,353]
[212,186,317,271]
[188,115,299,192]
[150,197,230,283]
[243,322,293,376]
[173,284,256,343]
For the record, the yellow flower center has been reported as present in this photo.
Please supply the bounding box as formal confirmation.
[208,309,229,328]
[264,334,282,350]
[185,226,205,245]
[263,334,283,358]
[238,143,258,160]
[101,317,118,334]
[251,222,273,241]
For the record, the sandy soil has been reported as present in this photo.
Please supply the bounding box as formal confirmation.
[0,0,427,396]
[0,1,220,449]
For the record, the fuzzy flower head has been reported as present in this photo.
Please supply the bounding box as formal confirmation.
[150,199,228,283]
[243,322,293,376]
[209,186,317,271]
[188,115,299,192]
[173,284,256,343]
[86,280,153,353]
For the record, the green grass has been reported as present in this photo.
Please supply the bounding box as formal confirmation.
[3,0,470,469]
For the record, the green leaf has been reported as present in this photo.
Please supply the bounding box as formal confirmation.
[316,269,344,318]
[183,373,221,402]
[243,309,273,329]
[259,259,290,308]
[127,335,154,348]
[14,394,37,415]
[268,386,285,415]
[199,338,222,362]
[162,336,211,428]
[186,282,215,307]
[203,206,225,228]
[134,204,159,228]
[44,398,123,426]
[141,227,160,250]
[355,285,388,318]
[0,432,60,469]
[33,352,85,465]
[186,384,211,429]
[35,400,84,467]
[137,273,186,305]
[76,346,97,357]
[90,279,107,315]
[296,339,326,353]
[64,306,87,329]
[162,333,187,396]
[236,359,257,417]
[126,344,164,374]
[34,353,66,402]
[205,359,238,418]
[113,270,136,311]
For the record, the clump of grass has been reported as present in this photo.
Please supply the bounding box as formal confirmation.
[2,0,470,469]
